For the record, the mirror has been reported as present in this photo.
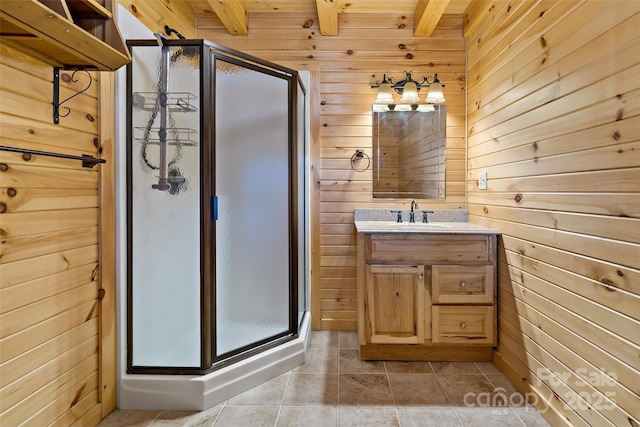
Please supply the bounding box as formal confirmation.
[372,105,446,199]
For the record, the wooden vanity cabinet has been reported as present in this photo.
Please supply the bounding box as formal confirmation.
[357,232,497,361]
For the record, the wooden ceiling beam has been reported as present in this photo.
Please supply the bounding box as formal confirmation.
[316,0,338,36]
[205,0,248,35]
[414,0,450,37]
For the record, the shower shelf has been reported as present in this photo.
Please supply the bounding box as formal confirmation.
[133,127,198,146]
[132,92,198,112]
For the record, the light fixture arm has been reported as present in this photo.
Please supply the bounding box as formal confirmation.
[391,71,415,94]
[371,74,391,88]
[371,71,445,94]
[419,73,444,86]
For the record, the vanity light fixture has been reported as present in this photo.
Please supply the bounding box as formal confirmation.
[372,71,445,105]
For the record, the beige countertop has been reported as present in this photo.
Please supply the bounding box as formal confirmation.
[354,221,501,235]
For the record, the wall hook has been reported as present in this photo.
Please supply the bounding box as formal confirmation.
[53,67,93,124]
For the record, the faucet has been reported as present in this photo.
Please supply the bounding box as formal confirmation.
[410,200,418,223]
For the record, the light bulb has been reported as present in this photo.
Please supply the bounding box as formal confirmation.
[394,104,412,111]
[372,104,390,112]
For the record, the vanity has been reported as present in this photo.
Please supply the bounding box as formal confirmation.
[355,210,501,361]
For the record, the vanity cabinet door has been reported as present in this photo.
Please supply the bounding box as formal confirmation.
[365,264,425,344]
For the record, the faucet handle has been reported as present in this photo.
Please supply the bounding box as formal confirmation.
[422,210,434,223]
[391,210,403,223]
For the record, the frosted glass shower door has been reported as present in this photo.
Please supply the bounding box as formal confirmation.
[214,59,292,357]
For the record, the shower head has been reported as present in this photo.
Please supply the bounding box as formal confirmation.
[150,27,199,64]
[162,25,199,64]
[164,25,185,40]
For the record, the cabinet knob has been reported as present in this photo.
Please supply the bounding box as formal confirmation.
[460,322,467,329]
[459,281,466,288]
[418,273,424,281]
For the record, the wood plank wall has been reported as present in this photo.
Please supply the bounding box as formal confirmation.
[197,12,467,330]
[0,42,108,426]
[466,2,640,426]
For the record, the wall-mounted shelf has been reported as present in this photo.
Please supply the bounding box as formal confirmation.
[0,0,131,71]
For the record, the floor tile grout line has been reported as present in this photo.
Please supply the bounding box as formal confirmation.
[273,370,292,427]
[431,363,455,407]
[475,361,524,409]
[211,399,231,426]
[148,411,161,427]
[383,360,404,427]
[210,404,224,427]
[510,407,530,427]
[449,406,466,427]
[475,361,506,403]
[478,361,527,418]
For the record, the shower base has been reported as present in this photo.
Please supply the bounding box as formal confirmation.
[118,313,310,410]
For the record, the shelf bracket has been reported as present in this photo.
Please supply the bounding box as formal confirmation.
[53,67,93,124]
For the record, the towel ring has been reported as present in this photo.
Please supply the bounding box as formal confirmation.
[351,149,370,172]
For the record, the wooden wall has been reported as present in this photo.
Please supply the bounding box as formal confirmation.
[0,42,114,426]
[197,11,467,331]
[466,2,640,426]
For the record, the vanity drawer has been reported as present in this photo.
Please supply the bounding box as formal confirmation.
[365,234,493,263]
[432,306,494,344]
[432,265,494,304]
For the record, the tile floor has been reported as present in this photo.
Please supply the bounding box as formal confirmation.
[98,331,551,427]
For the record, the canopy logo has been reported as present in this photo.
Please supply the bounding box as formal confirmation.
[462,368,618,413]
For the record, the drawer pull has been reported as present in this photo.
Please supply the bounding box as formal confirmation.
[460,322,467,329]
[459,281,467,288]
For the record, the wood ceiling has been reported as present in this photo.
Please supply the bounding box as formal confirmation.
[117,0,483,39]
[195,0,474,36]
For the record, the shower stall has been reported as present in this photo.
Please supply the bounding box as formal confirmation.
[120,38,309,409]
